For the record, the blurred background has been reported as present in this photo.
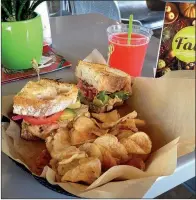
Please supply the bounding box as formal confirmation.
[48,0,166,36]
[47,0,165,30]
[36,0,166,44]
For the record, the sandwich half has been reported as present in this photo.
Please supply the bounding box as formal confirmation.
[12,78,89,140]
[76,61,132,113]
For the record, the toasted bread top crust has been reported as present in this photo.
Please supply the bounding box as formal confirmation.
[13,79,78,117]
[75,61,132,93]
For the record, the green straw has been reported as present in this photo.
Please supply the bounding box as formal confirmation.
[128,14,133,44]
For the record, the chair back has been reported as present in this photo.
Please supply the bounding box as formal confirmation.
[70,1,121,22]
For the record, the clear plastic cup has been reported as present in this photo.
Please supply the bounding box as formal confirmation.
[107,24,153,77]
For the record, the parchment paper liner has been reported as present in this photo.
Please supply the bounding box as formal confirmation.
[1,50,195,198]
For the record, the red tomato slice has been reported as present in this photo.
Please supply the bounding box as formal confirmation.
[12,115,23,121]
[22,111,64,125]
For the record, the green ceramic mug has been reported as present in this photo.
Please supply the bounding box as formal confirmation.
[2,13,43,70]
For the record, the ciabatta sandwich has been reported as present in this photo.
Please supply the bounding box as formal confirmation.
[12,78,89,140]
[76,61,132,113]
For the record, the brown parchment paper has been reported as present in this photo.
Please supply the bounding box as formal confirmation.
[1,50,195,198]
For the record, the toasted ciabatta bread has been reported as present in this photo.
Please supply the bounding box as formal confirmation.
[75,60,132,93]
[13,79,78,117]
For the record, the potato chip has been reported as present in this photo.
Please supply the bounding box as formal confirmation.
[74,104,90,118]
[46,128,70,154]
[90,111,137,130]
[120,132,152,154]
[56,174,62,182]
[117,110,138,123]
[61,157,101,184]
[94,134,118,146]
[70,116,99,145]
[92,110,120,123]
[57,159,79,176]
[46,128,71,159]
[52,146,80,161]
[115,118,146,133]
[134,119,146,127]
[96,144,118,171]
[132,154,150,162]
[94,134,128,161]
[79,143,103,161]
[91,128,109,137]
[108,127,119,136]
[59,151,87,165]
[117,119,137,130]
[70,129,97,145]
[130,132,152,154]
[49,158,58,171]
[125,157,146,171]
[44,109,152,185]
[101,111,138,129]
[117,130,134,140]
[90,118,102,128]
[73,116,97,132]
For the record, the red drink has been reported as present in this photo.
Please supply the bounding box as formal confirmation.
[107,25,153,77]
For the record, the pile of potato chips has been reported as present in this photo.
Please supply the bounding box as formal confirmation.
[45,110,152,184]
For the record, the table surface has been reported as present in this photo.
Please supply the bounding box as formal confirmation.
[2,14,160,96]
[2,14,195,198]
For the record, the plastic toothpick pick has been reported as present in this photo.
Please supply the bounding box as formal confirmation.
[107,43,114,66]
[31,58,40,81]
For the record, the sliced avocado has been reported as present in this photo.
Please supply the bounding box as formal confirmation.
[110,91,130,100]
[96,91,109,104]
[68,101,81,109]
[93,98,104,107]
[59,108,76,121]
